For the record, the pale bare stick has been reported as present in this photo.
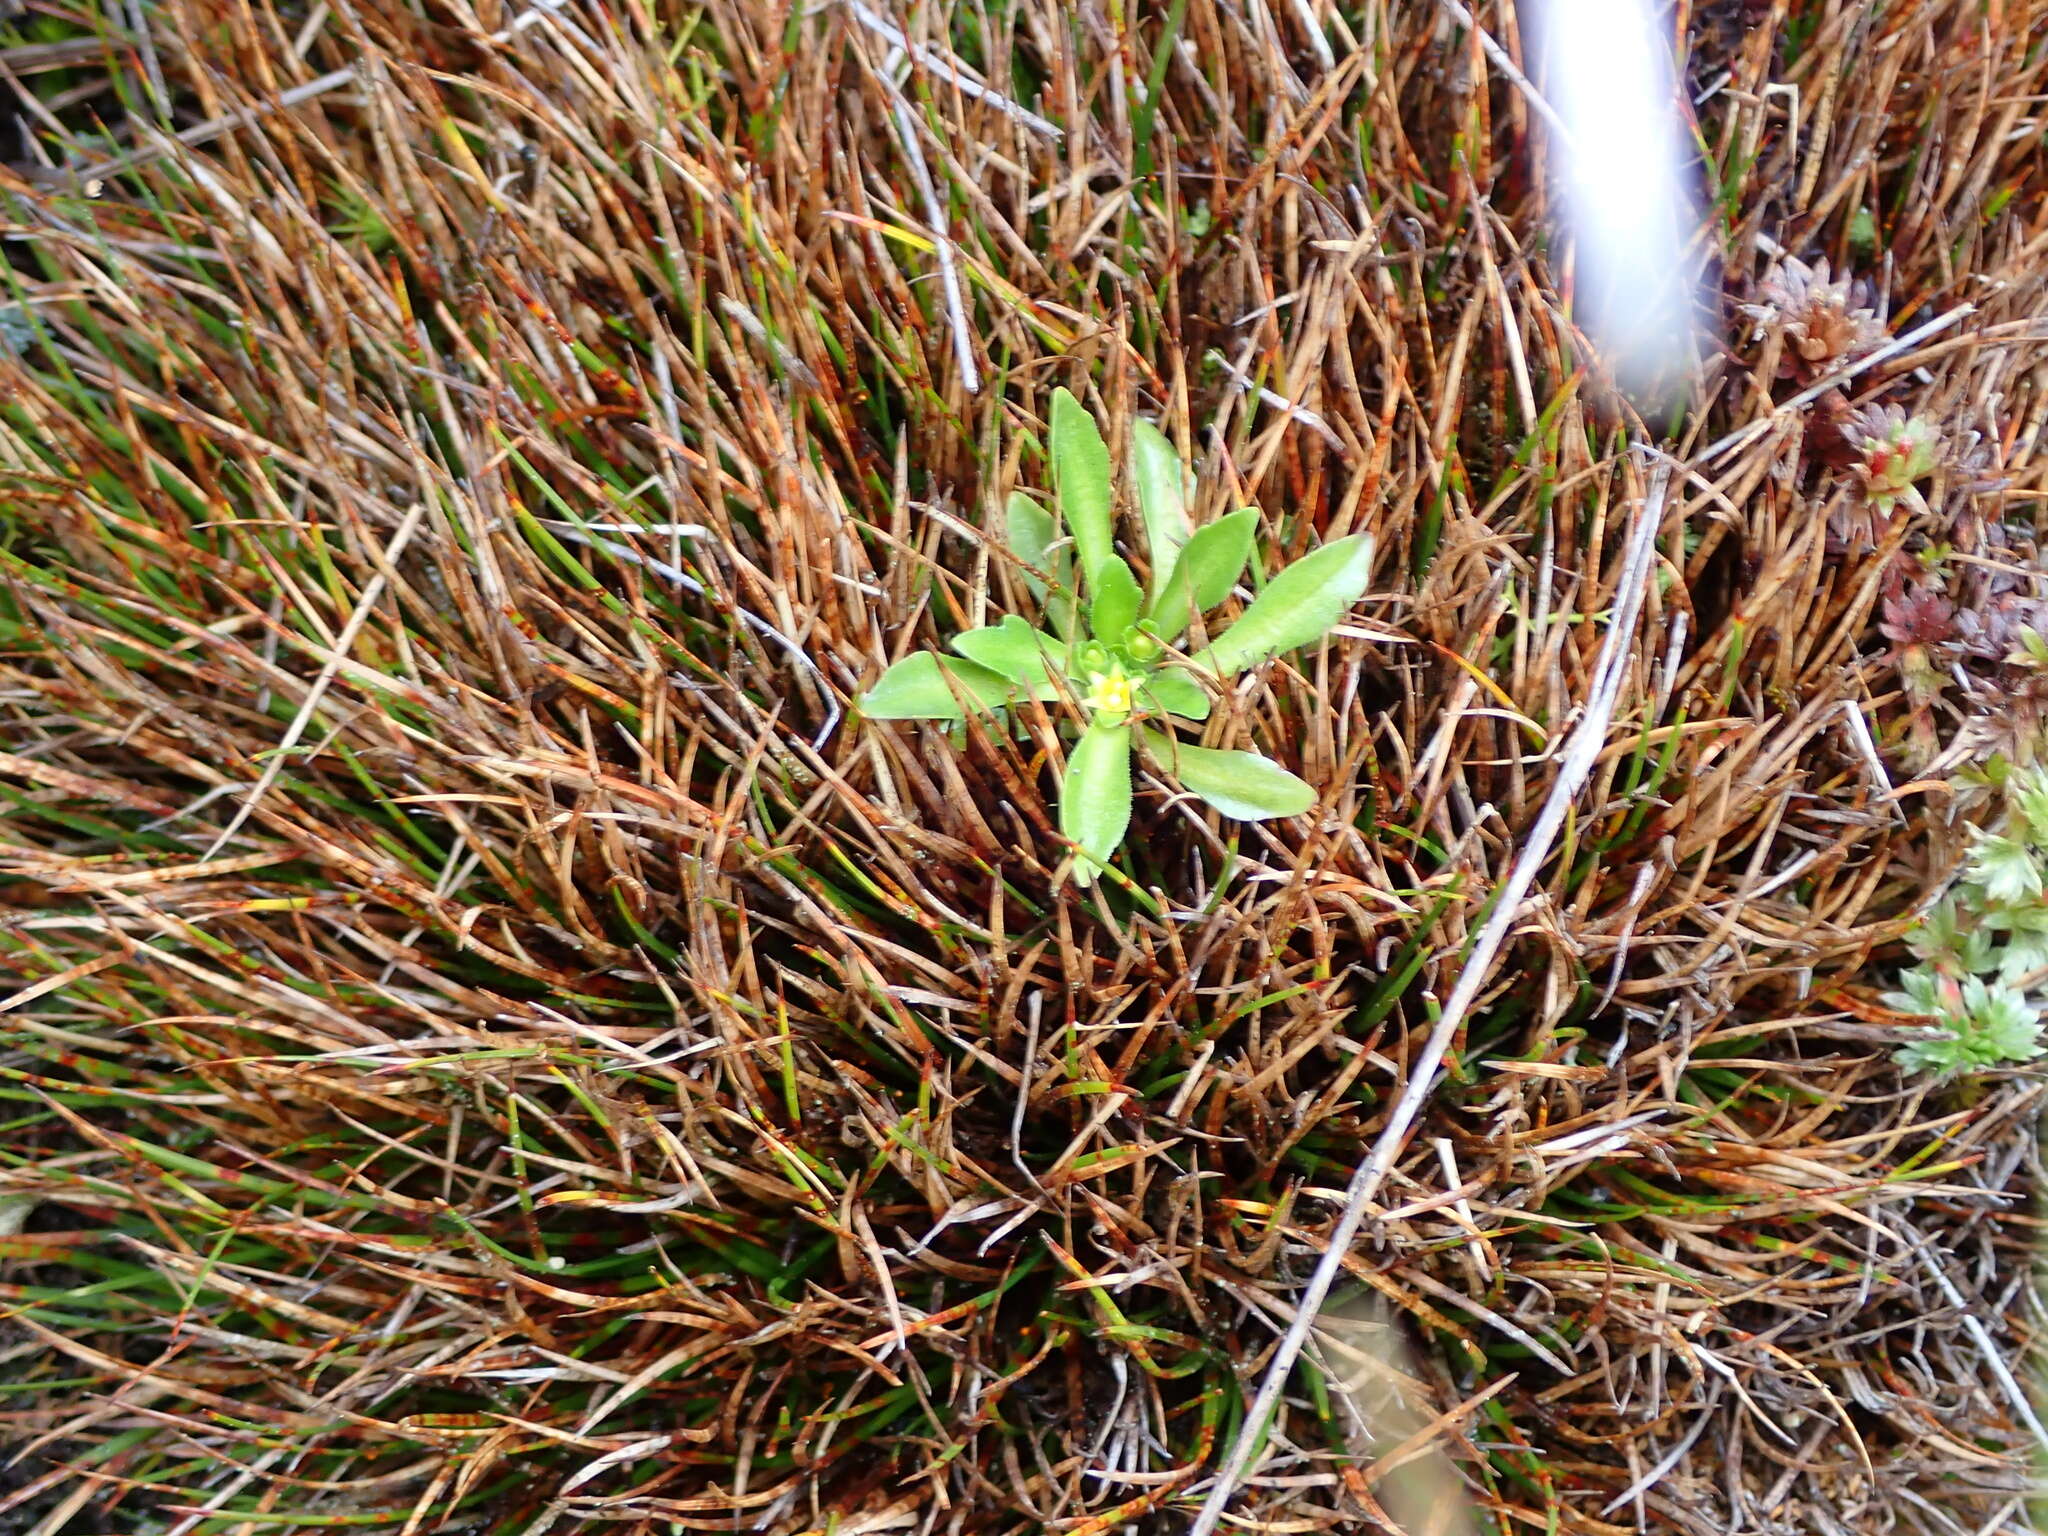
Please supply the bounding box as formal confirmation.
[1434,0,1573,146]
[877,73,982,396]
[82,67,357,182]
[847,2,1063,139]
[200,502,426,859]
[1188,459,1671,1536]
[1699,303,1977,465]
[1900,1224,2048,1452]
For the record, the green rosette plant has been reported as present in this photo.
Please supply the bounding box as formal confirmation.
[861,388,1372,886]
[1885,764,2048,1076]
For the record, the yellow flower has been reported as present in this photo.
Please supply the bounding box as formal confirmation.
[1085,669,1134,717]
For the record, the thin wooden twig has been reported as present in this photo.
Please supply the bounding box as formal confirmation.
[1189,460,1671,1536]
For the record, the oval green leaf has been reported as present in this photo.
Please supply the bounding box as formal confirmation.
[1004,493,1057,597]
[1089,556,1143,647]
[952,615,1068,692]
[1131,420,1191,596]
[1146,507,1258,643]
[861,652,1019,720]
[1050,387,1114,590]
[1060,718,1133,886]
[1139,728,1315,821]
[1193,534,1373,677]
[1139,669,1211,721]
[1005,492,1077,638]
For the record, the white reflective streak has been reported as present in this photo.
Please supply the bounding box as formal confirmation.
[1532,0,1704,402]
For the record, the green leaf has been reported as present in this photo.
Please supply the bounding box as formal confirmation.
[861,652,1019,720]
[1194,534,1373,677]
[1147,507,1257,642]
[1089,556,1143,646]
[1882,963,1951,1021]
[1139,669,1211,721]
[1907,897,1962,963]
[952,616,1067,692]
[1006,492,1078,639]
[1050,388,1114,590]
[2016,766,2048,848]
[1895,1032,1967,1077]
[1131,420,1191,596]
[1139,728,1314,821]
[1060,718,1132,886]
[1004,493,1058,599]
[1962,978,2044,1065]
[1999,926,2048,983]
[1967,830,2042,906]
[1957,925,1999,974]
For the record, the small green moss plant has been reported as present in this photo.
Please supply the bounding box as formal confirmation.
[1886,764,2048,1076]
[861,389,1372,885]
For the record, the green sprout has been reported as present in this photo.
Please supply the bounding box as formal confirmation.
[860,388,1373,886]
